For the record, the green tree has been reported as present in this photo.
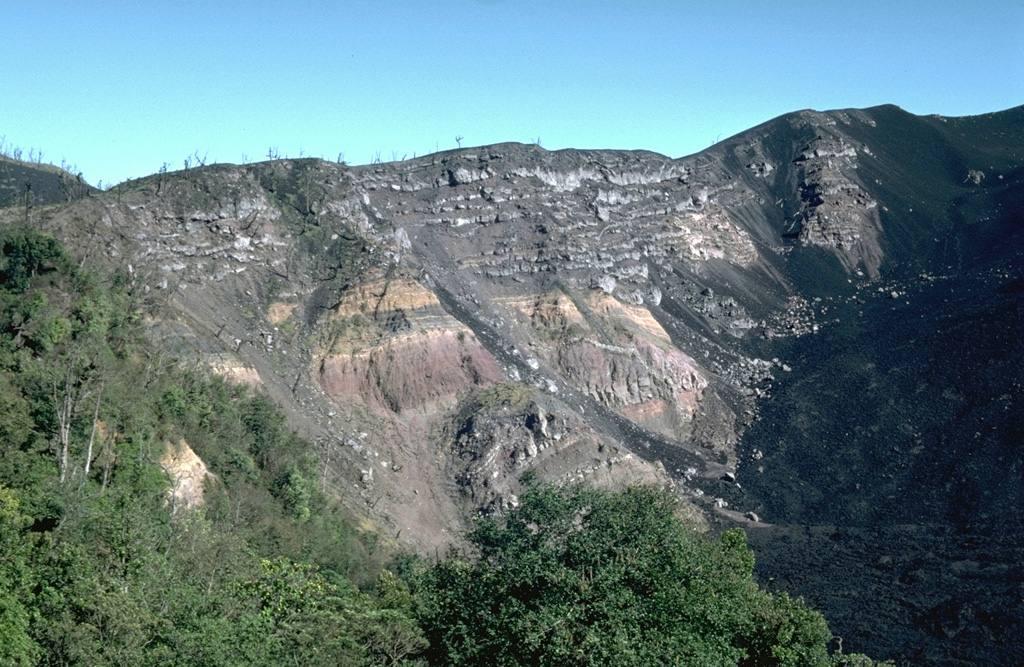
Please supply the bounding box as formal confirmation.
[413,484,837,667]
[0,229,114,485]
[236,557,373,665]
[364,570,429,666]
[0,230,74,292]
[0,486,41,666]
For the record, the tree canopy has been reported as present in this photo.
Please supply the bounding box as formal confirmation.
[408,483,866,667]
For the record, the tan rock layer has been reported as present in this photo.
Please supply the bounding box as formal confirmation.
[330,279,443,319]
[161,439,214,513]
[504,289,707,441]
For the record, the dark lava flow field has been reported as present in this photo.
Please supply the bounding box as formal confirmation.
[736,261,1024,665]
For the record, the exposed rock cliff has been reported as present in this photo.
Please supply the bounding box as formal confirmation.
[17,103,1024,665]
[161,438,215,515]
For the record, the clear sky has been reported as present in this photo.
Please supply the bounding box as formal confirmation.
[3,1,1022,187]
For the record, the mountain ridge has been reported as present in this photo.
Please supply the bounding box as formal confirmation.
[6,102,1023,664]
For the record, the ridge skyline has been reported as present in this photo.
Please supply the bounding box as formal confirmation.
[5,0,1021,187]
[5,101,1022,190]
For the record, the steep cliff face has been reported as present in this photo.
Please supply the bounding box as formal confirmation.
[313,279,504,415]
[19,104,1024,664]
[507,290,708,446]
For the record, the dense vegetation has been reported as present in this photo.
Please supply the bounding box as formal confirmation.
[0,228,882,666]
[0,228,416,665]
[405,484,886,667]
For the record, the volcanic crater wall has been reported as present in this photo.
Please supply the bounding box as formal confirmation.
[19,102,1024,665]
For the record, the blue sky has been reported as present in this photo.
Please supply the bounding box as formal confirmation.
[3,1,1022,187]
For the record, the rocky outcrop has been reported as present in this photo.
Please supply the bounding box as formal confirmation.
[314,279,504,414]
[791,132,883,276]
[449,389,677,517]
[504,290,707,442]
[208,355,263,387]
[318,328,502,414]
[161,439,214,515]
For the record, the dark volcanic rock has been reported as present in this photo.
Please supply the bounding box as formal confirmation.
[0,155,98,209]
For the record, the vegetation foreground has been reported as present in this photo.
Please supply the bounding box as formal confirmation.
[0,228,883,665]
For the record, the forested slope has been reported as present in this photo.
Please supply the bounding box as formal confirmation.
[0,228,416,665]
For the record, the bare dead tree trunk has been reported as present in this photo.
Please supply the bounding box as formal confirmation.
[83,380,104,477]
[54,371,75,484]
